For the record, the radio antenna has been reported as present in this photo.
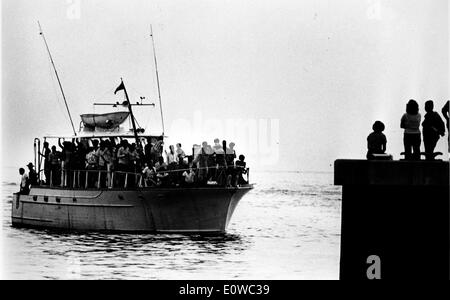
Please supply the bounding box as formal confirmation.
[150,25,165,136]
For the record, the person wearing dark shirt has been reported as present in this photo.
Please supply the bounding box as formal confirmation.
[39,142,51,184]
[422,100,445,160]
[235,155,248,185]
[27,162,38,186]
[400,99,421,160]
[366,121,387,160]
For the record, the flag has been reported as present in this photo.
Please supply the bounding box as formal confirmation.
[114,81,125,94]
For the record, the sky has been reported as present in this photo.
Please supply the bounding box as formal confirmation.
[1,0,449,175]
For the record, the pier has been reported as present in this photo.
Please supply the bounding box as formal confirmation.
[334,159,449,279]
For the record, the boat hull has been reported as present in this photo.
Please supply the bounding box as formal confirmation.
[11,186,252,233]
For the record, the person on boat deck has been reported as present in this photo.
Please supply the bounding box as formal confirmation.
[86,147,99,169]
[166,145,177,165]
[19,168,29,195]
[26,162,38,186]
[144,137,154,166]
[142,162,157,187]
[151,140,164,163]
[129,143,140,171]
[155,156,169,186]
[116,140,131,186]
[102,141,114,188]
[74,138,89,168]
[366,121,387,160]
[129,143,140,187]
[401,99,422,160]
[213,138,224,154]
[92,139,100,152]
[59,139,75,186]
[182,165,196,186]
[226,142,236,167]
[193,142,209,183]
[235,155,248,185]
[117,140,130,170]
[176,143,186,163]
[422,100,445,160]
[49,145,61,186]
[442,101,449,152]
[39,141,51,184]
[96,141,109,187]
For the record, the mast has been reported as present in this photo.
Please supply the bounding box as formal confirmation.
[120,79,141,148]
[150,25,165,136]
[38,21,77,136]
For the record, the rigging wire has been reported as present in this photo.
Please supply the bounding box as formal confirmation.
[38,21,77,136]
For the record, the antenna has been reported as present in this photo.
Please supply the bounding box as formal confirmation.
[38,21,77,136]
[150,25,165,136]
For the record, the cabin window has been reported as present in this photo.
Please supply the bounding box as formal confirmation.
[56,197,61,203]
[73,197,77,203]
[33,196,37,201]
[44,196,48,202]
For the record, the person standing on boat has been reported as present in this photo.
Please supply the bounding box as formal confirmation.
[97,141,109,187]
[144,137,154,166]
[39,141,51,185]
[166,145,177,165]
[49,145,61,186]
[85,145,99,187]
[235,155,248,186]
[422,100,445,160]
[59,139,75,186]
[151,139,164,164]
[194,142,209,184]
[117,140,131,186]
[26,163,38,186]
[18,168,29,195]
[176,143,186,164]
[129,143,140,187]
[400,99,422,160]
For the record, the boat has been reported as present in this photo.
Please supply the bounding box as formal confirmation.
[80,111,130,129]
[11,24,253,234]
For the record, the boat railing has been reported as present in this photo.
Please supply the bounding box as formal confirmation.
[41,165,250,190]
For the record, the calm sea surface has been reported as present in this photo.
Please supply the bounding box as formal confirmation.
[1,169,341,279]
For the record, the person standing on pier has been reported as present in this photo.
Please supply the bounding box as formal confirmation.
[401,99,421,160]
[422,100,445,160]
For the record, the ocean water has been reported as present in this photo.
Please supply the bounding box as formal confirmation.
[0,169,342,280]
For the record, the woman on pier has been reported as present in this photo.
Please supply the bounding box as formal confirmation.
[401,99,421,160]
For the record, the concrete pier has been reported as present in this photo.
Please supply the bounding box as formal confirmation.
[334,159,449,279]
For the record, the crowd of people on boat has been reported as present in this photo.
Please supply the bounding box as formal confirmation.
[367,99,449,160]
[19,137,249,193]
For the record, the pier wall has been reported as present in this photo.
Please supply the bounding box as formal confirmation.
[334,159,449,279]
